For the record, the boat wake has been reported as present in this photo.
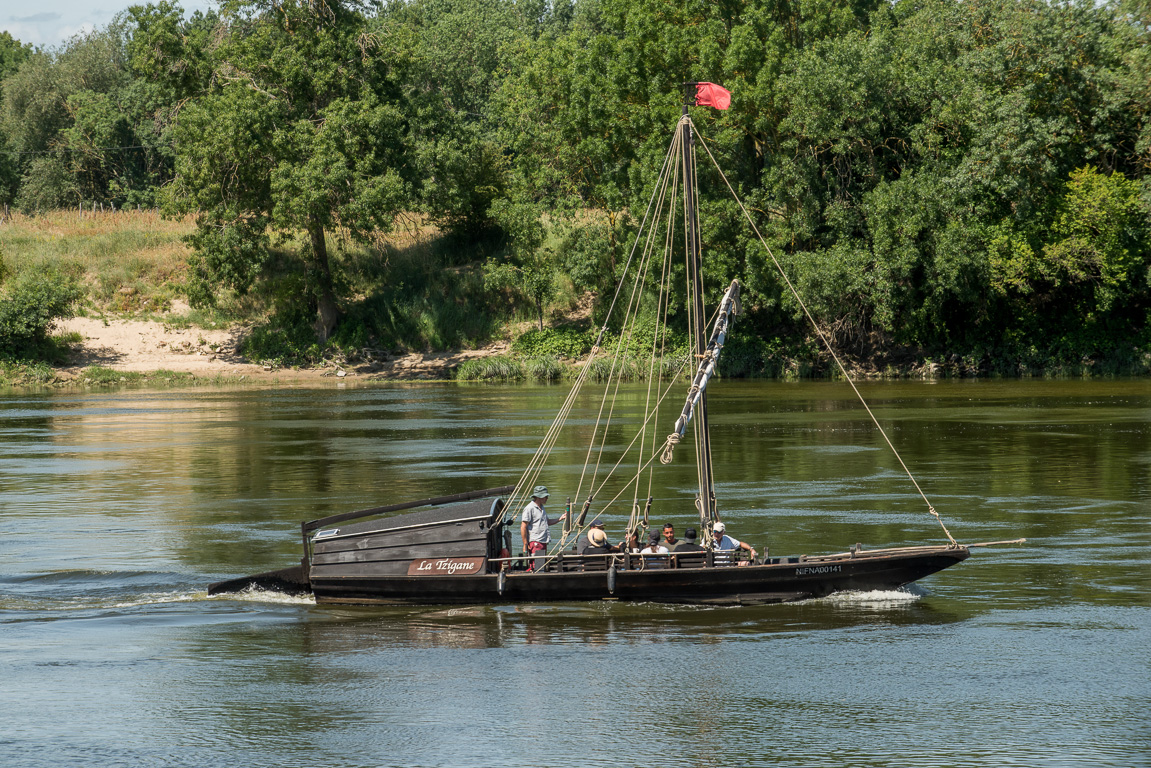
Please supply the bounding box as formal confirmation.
[819,589,925,607]
[205,586,315,605]
[109,591,215,609]
[816,587,923,607]
[119,588,314,608]
[0,569,315,616]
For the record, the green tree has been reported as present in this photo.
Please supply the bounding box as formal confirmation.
[0,32,31,80]
[378,0,534,238]
[1,18,184,211]
[166,0,412,340]
[0,31,33,203]
[992,167,1151,331]
[482,198,558,331]
[744,0,1146,358]
[1118,0,1151,186]
[126,1,216,100]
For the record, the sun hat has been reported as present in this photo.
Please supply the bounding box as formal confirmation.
[532,485,549,498]
[588,528,608,547]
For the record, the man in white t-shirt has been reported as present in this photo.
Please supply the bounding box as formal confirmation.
[520,485,566,571]
[639,531,669,554]
[712,521,757,565]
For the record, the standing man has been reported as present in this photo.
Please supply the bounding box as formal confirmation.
[521,486,566,572]
[660,523,679,551]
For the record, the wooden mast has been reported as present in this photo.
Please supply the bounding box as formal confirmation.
[681,85,716,531]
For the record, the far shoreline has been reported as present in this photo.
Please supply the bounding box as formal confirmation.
[0,313,1146,391]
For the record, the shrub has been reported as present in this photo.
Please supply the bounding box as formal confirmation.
[512,326,596,358]
[14,157,78,214]
[0,266,83,358]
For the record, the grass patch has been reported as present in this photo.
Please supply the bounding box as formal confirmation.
[0,359,59,387]
[0,209,194,316]
[71,366,256,388]
[456,355,525,381]
[148,305,234,330]
[456,355,572,382]
[79,366,145,385]
[523,355,563,381]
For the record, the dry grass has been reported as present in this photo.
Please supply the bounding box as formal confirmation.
[0,209,451,322]
[0,209,195,315]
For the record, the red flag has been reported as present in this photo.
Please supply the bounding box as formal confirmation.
[695,82,731,110]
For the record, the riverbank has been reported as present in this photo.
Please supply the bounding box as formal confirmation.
[63,314,509,381]
[2,311,1146,391]
[0,313,511,389]
[5,212,1148,390]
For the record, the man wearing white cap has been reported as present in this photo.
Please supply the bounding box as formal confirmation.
[521,485,567,571]
[711,521,756,565]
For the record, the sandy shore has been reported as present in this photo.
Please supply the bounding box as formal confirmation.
[56,314,508,384]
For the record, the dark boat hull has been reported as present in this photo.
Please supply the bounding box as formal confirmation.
[207,493,972,607]
[308,545,969,606]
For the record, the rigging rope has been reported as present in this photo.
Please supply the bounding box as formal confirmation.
[693,126,959,547]
[576,128,679,508]
[500,128,685,527]
[508,115,959,559]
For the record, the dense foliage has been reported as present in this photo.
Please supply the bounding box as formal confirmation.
[0,0,1148,372]
[0,261,82,358]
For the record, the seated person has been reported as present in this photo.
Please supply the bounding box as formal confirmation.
[672,527,706,567]
[712,521,757,565]
[577,521,607,554]
[584,527,619,555]
[639,532,669,555]
[673,528,705,552]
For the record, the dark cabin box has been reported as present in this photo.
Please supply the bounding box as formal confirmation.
[308,497,505,579]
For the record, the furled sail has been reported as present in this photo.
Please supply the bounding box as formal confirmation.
[660,279,741,464]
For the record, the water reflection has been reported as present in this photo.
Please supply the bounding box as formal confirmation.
[250,594,972,654]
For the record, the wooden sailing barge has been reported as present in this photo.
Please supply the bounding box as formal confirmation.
[210,86,1010,607]
[209,486,970,605]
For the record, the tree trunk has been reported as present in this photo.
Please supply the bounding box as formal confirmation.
[308,216,340,342]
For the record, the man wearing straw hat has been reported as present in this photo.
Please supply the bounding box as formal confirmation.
[520,486,566,572]
[577,520,606,555]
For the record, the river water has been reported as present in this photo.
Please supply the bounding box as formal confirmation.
[1,379,1148,768]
